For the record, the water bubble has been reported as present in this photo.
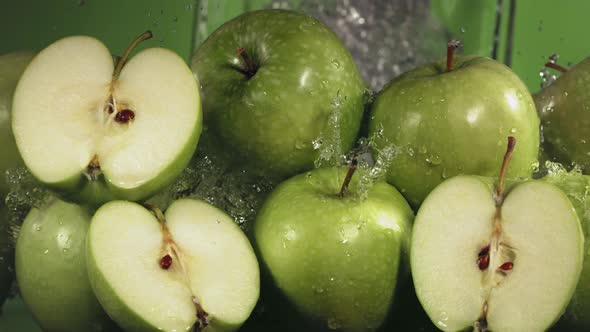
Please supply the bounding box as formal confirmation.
[328,318,342,330]
[426,154,442,165]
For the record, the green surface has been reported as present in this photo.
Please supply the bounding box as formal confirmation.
[0,0,196,62]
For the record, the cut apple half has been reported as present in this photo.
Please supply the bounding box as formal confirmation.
[87,199,260,332]
[411,138,584,331]
[12,32,202,205]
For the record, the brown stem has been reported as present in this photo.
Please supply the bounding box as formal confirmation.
[544,61,568,73]
[236,47,257,77]
[113,31,153,80]
[495,136,516,206]
[339,157,358,198]
[446,39,463,72]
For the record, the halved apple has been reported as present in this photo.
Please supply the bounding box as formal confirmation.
[11,32,201,206]
[87,199,260,332]
[411,138,584,331]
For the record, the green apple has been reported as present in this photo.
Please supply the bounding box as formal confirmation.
[536,56,590,172]
[369,47,539,209]
[543,163,590,329]
[15,198,118,331]
[254,166,414,331]
[191,9,366,179]
[11,31,201,206]
[411,138,583,331]
[0,51,34,196]
[87,199,260,332]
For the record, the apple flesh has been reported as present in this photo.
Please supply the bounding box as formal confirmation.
[543,165,590,329]
[87,199,260,332]
[191,9,367,179]
[369,55,539,208]
[15,198,118,331]
[536,56,590,172]
[411,175,583,331]
[12,33,201,206]
[254,167,414,331]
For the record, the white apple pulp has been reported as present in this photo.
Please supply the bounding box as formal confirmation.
[411,177,584,331]
[87,199,260,332]
[12,36,201,200]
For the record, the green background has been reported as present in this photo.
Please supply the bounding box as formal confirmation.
[2,0,590,330]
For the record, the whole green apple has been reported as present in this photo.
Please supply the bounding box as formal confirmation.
[191,9,366,179]
[536,56,590,172]
[15,198,119,331]
[369,54,539,208]
[543,163,590,330]
[254,167,413,331]
[0,51,34,196]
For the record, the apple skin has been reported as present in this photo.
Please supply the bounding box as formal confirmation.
[15,198,119,332]
[536,56,590,172]
[369,55,539,209]
[0,51,34,196]
[191,9,367,179]
[543,167,590,330]
[254,167,413,331]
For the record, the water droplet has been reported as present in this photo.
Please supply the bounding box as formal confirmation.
[328,318,342,330]
[426,154,442,165]
[43,249,49,254]
[460,27,466,33]
[407,147,415,156]
[581,139,587,144]
[331,59,341,68]
[295,140,306,149]
[510,128,517,134]
[341,239,348,244]
[312,139,322,150]
[418,145,427,154]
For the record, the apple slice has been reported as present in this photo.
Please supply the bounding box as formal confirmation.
[87,199,260,332]
[12,32,201,205]
[411,137,584,331]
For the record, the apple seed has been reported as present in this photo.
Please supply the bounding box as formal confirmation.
[477,245,490,270]
[115,109,135,123]
[499,262,513,271]
[159,254,172,270]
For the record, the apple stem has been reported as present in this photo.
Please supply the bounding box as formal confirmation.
[339,157,358,198]
[112,31,153,81]
[544,61,568,73]
[494,136,516,206]
[85,155,102,181]
[143,203,166,224]
[475,302,489,332]
[236,47,257,78]
[446,39,463,72]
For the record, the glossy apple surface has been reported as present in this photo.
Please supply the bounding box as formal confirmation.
[15,198,118,331]
[192,10,366,179]
[254,167,413,331]
[369,56,539,208]
[536,56,590,172]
